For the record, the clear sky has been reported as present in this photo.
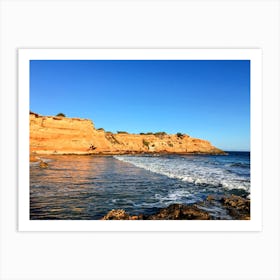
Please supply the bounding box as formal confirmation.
[30,60,250,151]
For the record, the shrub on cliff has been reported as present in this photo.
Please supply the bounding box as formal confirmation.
[142,139,150,148]
[117,131,128,134]
[154,132,166,138]
[139,132,154,135]
[176,132,184,138]
[30,111,40,117]
[56,113,66,117]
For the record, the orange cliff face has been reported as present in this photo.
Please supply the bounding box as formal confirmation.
[30,112,225,155]
[30,113,97,154]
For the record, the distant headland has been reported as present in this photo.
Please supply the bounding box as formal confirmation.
[30,112,225,156]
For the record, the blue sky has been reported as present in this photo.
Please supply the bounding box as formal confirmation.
[30,60,250,151]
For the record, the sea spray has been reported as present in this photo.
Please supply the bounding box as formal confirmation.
[30,153,250,219]
[114,152,250,192]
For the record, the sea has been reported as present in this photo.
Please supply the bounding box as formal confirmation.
[30,152,250,220]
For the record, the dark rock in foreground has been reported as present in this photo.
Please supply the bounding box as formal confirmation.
[146,204,210,220]
[220,195,250,220]
[101,204,210,220]
[101,195,250,220]
[101,209,129,220]
[101,209,142,220]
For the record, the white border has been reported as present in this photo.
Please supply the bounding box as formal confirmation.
[18,49,262,231]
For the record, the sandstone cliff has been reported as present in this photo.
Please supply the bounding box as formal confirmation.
[30,112,224,155]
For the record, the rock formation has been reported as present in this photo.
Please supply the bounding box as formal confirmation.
[30,112,225,155]
[101,204,210,220]
[39,160,48,168]
[101,196,250,220]
[220,195,250,220]
[30,112,96,154]
[101,209,142,220]
[146,204,210,220]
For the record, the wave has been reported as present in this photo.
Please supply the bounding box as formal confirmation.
[114,155,250,192]
[229,162,250,168]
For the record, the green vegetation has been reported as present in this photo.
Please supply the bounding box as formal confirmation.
[155,132,166,136]
[56,113,66,117]
[139,132,154,135]
[176,132,184,139]
[142,139,150,148]
[97,128,105,131]
[154,132,167,138]
[117,131,128,134]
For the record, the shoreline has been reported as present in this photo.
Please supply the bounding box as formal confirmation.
[101,194,250,220]
[30,151,228,162]
[30,152,250,220]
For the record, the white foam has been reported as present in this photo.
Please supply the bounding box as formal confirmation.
[114,155,250,192]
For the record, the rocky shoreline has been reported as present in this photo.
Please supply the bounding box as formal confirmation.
[30,150,227,163]
[101,195,250,220]
[31,156,249,220]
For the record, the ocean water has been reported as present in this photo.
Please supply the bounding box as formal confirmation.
[30,152,250,220]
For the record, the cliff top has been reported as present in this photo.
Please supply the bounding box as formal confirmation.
[30,111,92,122]
[30,111,191,137]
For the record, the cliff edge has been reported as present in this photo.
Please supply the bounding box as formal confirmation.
[30,112,225,155]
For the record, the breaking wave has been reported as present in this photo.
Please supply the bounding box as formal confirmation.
[114,154,250,192]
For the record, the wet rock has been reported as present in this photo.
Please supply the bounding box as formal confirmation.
[101,204,210,220]
[146,204,210,220]
[39,160,48,168]
[101,209,144,220]
[130,215,143,220]
[101,209,130,220]
[220,195,250,220]
[206,195,215,201]
[101,195,250,220]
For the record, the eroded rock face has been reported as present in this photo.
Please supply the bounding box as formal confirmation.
[30,113,97,154]
[101,209,130,220]
[101,196,251,220]
[101,204,210,220]
[30,112,224,155]
[220,195,250,220]
[146,204,211,220]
